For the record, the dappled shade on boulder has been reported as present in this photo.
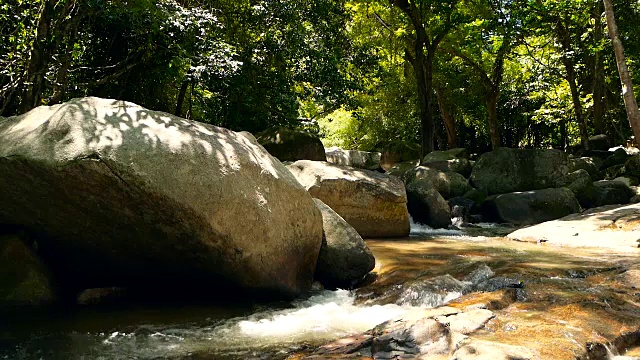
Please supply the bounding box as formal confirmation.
[0,97,323,299]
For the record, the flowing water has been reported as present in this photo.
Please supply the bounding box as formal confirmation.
[2,221,640,359]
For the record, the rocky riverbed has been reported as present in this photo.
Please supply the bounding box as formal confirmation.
[2,223,639,360]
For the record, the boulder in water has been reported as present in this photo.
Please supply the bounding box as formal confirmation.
[312,199,375,288]
[287,160,410,238]
[481,188,581,226]
[255,126,326,162]
[0,97,322,298]
[406,183,452,229]
[470,148,569,195]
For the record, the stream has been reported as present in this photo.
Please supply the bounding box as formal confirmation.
[1,222,640,359]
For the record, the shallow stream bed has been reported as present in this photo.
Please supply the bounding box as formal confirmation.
[2,225,640,359]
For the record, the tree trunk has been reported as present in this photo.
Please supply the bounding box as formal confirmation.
[486,89,501,149]
[556,20,590,150]
[436,87,457,148]
[409,44,435,160]
[175,79,189,117]
[603,0,640,147]
[592,1,605,135]
[20,0,54,113]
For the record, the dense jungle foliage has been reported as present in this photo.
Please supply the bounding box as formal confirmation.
[1,0,640,155]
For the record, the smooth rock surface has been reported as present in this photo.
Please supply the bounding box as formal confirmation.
[312,199,376,287]
[507,203,640,249]
[287,160,410,238]
[0,97,323,297]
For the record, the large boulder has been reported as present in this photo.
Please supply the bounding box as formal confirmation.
[593,180,634,205]
[480,188,581,226]
[312,199,375,288]
[470,148,569,195]
[421,158,473,178]
[599,147,630,170]
[0,232,56,307]
[255,126,326,162]
[624,154,640,178]
[507,203,640,249]
[325,147,381,170]
[287,160,410,238]
[0,97,323,298]
[403,166,472,199]
[405,183,452,229]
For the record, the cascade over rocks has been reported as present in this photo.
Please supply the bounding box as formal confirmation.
[470,148,569,195]
[312,199,375,288]
[255,126,326,162]
[325,147,381,171]
[481,188,581,226]
[0,97,323,298]
[287,160,410,238]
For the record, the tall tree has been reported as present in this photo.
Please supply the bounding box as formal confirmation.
[383,0,468,158]
[603,0,640,147]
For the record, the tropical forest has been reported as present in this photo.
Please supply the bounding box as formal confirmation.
[1,1,640,359]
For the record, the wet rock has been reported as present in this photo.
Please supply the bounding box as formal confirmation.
[325,147,381,171]
[287,160,410,238]
[0,97,323,298]
[507,202,640,249]
[406,184,452,229]
[480,188,581,226]
[396,275,470,307]
[470,148,569,195]
[255,126,326,162]
[436,308,495,334]
[462,189,488,208]
[403,166,472,199]
[451,340,540,360]
[312,199,376,288]
[449,197,476,224]
[0,233,56,307]
[463,264,495,286]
